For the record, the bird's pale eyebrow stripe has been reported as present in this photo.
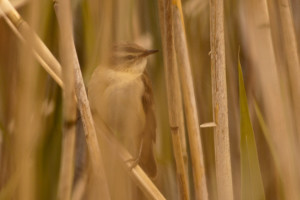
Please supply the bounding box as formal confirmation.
[117,46,144,53]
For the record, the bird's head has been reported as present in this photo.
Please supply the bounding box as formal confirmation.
[110,43,158,73]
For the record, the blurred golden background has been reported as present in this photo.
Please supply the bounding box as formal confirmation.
[0,0,299,199]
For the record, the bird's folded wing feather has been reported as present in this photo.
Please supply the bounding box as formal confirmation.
[140,71,157,178]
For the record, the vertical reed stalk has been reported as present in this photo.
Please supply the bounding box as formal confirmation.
[0,2,164,198]
[210,0,234,198]
[157,0,189,199]
[54,0,77,199]
[14,46,37,200]
[277,0,300,141]
[12,1,42,199]
[172,1,208,199]
[0,0,63,87]
[240,0,300,198]
[53,1,110,199]
[94,120,166,200]
[158,0,189,174]
[0,8,114,193]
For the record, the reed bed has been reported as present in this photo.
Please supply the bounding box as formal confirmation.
[0,0,300,200]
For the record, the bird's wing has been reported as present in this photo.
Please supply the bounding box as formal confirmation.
[141,71,156,142]
[139,70,157,178]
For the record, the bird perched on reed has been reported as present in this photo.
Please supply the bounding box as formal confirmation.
[87,43,158,198]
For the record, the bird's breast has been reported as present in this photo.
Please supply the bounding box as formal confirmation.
[91,69,146,151]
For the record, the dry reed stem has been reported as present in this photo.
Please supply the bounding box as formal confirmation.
[11,1,42,199]
[54,0,77,199]
[128,162,165,200]
[14,50,37,200]
[0,2,165,198]
[172,1,208,199]
[97,121,166,200]
[157,0,189,174]
[0,3,165,199]
[170,128,190,200]
[209,0,234,198]
[157,0,190,199]
[52,1,111,199]
[0,0,27,17]
[0,0,109,197]
[0,0,63,87]
[240,0,300,198]
[277,0,300,141]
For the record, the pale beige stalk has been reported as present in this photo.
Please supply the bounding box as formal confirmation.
[12,1,42,200]
[277,0,300,142]
[210,0,234,199]
[0,0,63,87]
[172,1,208,199]
[1,1,168,198]
[53,0,111,199]
[14,45,38,200]
[54,0,77,199]
[98,123,166,200]
[157,0,190,199]
[157,0,189,175]
[0,0,109,198]
[240,0,300,198]
[0,2,165,198]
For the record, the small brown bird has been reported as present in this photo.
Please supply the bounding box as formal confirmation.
[88,43,158,178]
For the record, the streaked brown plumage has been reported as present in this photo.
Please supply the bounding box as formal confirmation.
[140,71,157,178]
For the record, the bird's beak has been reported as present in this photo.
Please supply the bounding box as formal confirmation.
[141,49,159,57]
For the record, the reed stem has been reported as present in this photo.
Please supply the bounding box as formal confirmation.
[209,0,234,198]
[54,0,77,199]
[157,0,190,199]
[172,1,208,199]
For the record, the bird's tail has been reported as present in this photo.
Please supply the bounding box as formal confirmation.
[139,138,157,179]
